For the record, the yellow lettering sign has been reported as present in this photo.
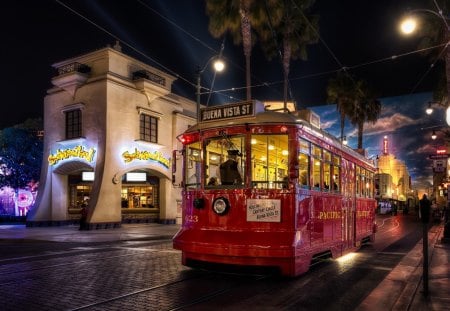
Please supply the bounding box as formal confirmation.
[48,146,96,165]
[356,211,370,218]
[317,211,341,220]
[122,148,170,168]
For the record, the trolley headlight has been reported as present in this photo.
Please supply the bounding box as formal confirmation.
[212,197,230,215]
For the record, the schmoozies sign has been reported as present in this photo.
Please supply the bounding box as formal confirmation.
[200,101,255,122]
[48,145,96,165]
[122,148,170,168]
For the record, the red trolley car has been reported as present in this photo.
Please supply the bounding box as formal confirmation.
[173,101,376,277]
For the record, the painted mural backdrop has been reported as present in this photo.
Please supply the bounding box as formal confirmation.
[310,92,436,192]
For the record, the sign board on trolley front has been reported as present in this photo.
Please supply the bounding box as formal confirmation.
[246,199,281,222]
[200,101,256,122]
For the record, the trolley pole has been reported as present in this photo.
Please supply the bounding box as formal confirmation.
[419,195,430,297]
[422,220,429,297]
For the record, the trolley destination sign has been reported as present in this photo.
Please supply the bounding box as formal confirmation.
[200,101,254,122]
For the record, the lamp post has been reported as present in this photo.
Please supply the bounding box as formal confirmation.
[400,6,450,125]
[196,57,225,123]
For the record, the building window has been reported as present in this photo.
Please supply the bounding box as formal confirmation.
[66,109,82,139]
[140,114,158,143]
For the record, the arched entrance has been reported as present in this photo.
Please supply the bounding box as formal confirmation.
[53,161,94,222]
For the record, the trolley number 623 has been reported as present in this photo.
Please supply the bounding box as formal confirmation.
[185,215,199,223]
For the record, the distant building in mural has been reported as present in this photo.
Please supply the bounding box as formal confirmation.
[27,42,196,228]
[375,135,415,211]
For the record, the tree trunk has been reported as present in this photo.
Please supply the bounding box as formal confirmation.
[283,38,291,111]
[340,109,345,142]
[240,1,252,101]
[358,121,364,149]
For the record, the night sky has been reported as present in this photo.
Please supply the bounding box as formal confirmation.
[1,0,445,190]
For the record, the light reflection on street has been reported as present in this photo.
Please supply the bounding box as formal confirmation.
[377,215,403,237]
[336,252,359,272]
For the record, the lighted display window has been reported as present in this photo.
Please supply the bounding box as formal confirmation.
[121,185,157,208]
[121,174,159,209]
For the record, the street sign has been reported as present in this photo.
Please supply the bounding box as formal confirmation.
[429,154,450,159]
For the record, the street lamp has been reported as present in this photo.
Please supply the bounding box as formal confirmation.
[399,7,450,126]
[196,57,225,123]
[432,130,437,140]
[426,102,434,115]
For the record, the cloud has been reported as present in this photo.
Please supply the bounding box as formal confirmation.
[363,113,419,136]
[320,119,336,130]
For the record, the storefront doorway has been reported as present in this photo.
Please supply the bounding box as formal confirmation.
[68,174,93,208]
[121,171,160,222]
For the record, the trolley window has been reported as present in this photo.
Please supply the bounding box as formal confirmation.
[185,142,202,188]
[204,135,245,187]
[312,144,322,190]
[332,155,341,192]
[368,172,374,198]
[356,166,361,196]
[298,139,310,188]
[251,134,288,189]
[361,169,367,197]
[323,150,331,191]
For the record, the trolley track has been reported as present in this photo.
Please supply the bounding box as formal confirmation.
[69,271,271,311]
[0,240,174,276]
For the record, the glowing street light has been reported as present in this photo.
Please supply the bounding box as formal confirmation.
[400,17,417,34]
[399,7,450,126]
[196,57,225,122]
[426,102,433,115]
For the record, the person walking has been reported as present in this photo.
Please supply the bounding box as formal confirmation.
[420,194,431,224]
[79,205,88,230]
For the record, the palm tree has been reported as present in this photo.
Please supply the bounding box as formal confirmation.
[206,0,254,101]
[349,82,382,150]
[257,0,319,109]
[326,71,357,142]
[205,0,279,101]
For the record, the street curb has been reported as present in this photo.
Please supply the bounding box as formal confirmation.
[393,225,443,311]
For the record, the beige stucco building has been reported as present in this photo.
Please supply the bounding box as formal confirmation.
[27,43,195,228]
[375,136,413,206]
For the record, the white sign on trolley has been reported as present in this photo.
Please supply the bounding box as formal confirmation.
[247,199,281,222]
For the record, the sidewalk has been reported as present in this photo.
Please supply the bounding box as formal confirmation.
[0,223,180,243]
[357,222,450,311]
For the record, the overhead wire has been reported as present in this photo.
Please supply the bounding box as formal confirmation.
[55,0,444,107]
[54,0,192,87]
